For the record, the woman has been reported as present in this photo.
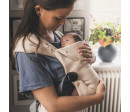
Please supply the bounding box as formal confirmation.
[12,0,105,112]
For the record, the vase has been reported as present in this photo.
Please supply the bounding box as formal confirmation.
[98,44,117,62]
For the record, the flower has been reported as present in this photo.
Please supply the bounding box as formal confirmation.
[89,16,121,47]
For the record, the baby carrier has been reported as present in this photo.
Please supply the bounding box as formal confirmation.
[14,31,99,112]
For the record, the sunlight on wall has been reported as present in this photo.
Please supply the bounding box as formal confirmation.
[90,0,121,24]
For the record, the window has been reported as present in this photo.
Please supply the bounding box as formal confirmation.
[90,0,121,24]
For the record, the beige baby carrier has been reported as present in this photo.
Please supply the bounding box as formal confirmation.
[14,31,99,96]
[14,31,99,112]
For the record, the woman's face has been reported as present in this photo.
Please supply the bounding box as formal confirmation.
[39,6,73,31]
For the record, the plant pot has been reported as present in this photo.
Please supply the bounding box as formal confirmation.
[98,44,117,62]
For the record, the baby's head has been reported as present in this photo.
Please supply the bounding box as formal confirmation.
[61,33,83,47]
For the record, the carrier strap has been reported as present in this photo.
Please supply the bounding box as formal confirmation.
[13,31,63,57]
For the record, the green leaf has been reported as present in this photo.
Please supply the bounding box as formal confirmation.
[107,22,111,26]
[98,35,101,38]
[103,38,107,42]
[118,25,121,32]
[119,39,121,43]
[90,29,94,33]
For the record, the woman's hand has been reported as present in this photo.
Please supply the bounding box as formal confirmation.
[96,79,106,103]
[78,42,96,64]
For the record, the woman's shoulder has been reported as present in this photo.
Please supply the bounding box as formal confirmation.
[13,34,41,55]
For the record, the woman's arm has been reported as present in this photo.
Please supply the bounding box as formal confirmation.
[32,80,105,112]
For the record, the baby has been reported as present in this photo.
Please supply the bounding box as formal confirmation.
[58,33,99,96]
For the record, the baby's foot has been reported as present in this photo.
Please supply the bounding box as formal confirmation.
[59,72,78,96]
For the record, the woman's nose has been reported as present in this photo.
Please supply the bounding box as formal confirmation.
[60,18,66,25]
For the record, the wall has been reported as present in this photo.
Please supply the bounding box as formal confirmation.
[9,62,30,112]
[69,0,91,40]
[9,1,91,112]
[91,0,121,23]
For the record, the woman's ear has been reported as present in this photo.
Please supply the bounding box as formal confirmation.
[35,5,41,16]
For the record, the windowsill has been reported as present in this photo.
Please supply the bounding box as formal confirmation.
[91,46,121,70]
[92,55,121,70]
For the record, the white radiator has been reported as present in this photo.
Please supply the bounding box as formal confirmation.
[83,68,121,112]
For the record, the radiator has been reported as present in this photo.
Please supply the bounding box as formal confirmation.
[83,68,121,112]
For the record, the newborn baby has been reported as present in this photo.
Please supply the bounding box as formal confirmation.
[58,33,99,96]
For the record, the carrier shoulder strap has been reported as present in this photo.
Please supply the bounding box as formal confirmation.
[54,30,64,39]
[13,34,56,57]
[14,31,64,56]
[14,31,64,57]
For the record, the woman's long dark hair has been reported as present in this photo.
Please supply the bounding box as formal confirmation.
[10,0,76,61]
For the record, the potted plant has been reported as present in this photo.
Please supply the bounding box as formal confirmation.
[89,16,121,62]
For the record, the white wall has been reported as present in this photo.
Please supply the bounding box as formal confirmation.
[90,0,121,24]
[69,0,91,40]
